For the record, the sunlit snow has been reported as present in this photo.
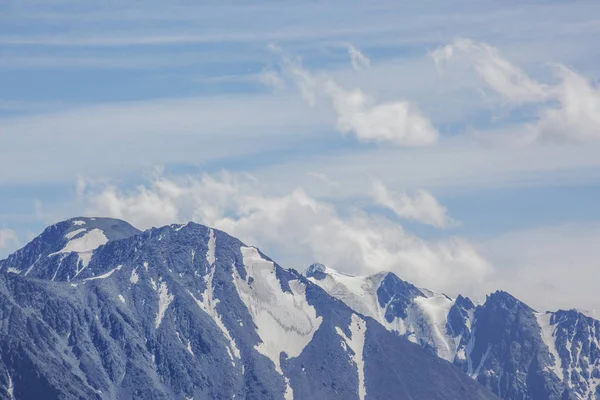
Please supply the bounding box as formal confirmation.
[7,373,14,399]
[50,228,109,277]
[188,231,240,364]
[155,279,174,329]
[82,264,122,282]
[130,268,139,284]
[235,246,323,400]
[536,312,564,380]
[56,228,108,255]
[206,228,216,266]
[336,314,367,400]
[65,228,86,240]
[309,265,463,362]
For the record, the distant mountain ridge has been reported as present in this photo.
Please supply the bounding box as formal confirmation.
[305,263,600,399]
[0,217,498,400]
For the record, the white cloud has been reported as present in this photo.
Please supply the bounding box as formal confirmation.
[279,58,439,146]
[432,38,600,144]
[79,172,491,294]
[533,65,600,143]
[346,43,370,71]
[431,38,550,104]
[0,93,328,184]
[0,229,18,250]
[371,180,457,228]
[282,58,320,107]
[323,78,438,146]
[258,70,286,90]
[481,223,600,315]
[307,172,340,187]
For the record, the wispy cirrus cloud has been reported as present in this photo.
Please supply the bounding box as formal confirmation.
[346,43,370,71]
[0,93,328,184]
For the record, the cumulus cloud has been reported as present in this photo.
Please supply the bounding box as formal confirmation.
[79,172,491,294]
[534,65,600,143]
[346,43,371,71]
[432,38,600,143]
[0,229,18,250]
[278,58,439,146]
[323,79,439,146]
[371,180,457,228]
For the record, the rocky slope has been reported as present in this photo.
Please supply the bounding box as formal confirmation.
[0,217,498,400]
[305,263,599,399]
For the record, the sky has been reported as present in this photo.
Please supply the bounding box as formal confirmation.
[1,0,600,314]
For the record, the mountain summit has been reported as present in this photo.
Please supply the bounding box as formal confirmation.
[0,218,498,400]
[0,217,140,281]
[306,265,600,400]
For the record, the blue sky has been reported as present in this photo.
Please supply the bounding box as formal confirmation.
[2,0,600,313]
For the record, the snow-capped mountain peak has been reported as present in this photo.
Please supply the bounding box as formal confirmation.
[0,217,140,280]
[0,219,499,400]
[305,263,389,319]
[303,264,470,362]
[308,264,600,399]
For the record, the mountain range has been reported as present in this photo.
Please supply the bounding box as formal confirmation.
[0,217,597,399]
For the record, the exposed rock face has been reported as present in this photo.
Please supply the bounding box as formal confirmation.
[307,265,599,399]
[0,218,499,400]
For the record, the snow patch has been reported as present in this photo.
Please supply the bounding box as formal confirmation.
[118,295,126,304]
[65,228,86,240]
[189,287,239,364]
[6,267,20,274]
[174,224,186,231]
[130,268,139,284]
[336,314,367,400]
[7,373,14,399]
[536,312,564,380]
[72,220,86,226]
[24,255,41,276]
[189,235,240,365]
[307,267,413,336]
[206,229,216,266]
[308,266,385,320]
[51,229,109,277]
[235,247,323,398]
[55,228,108,255]
[465,325,478,376]
[309,267,460,361]
[82,264,122,282]
[472,345,491,379]
[410,295,456,361]
[155,279,174,329]
[284,377,293,400]
[143,262,149,271]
